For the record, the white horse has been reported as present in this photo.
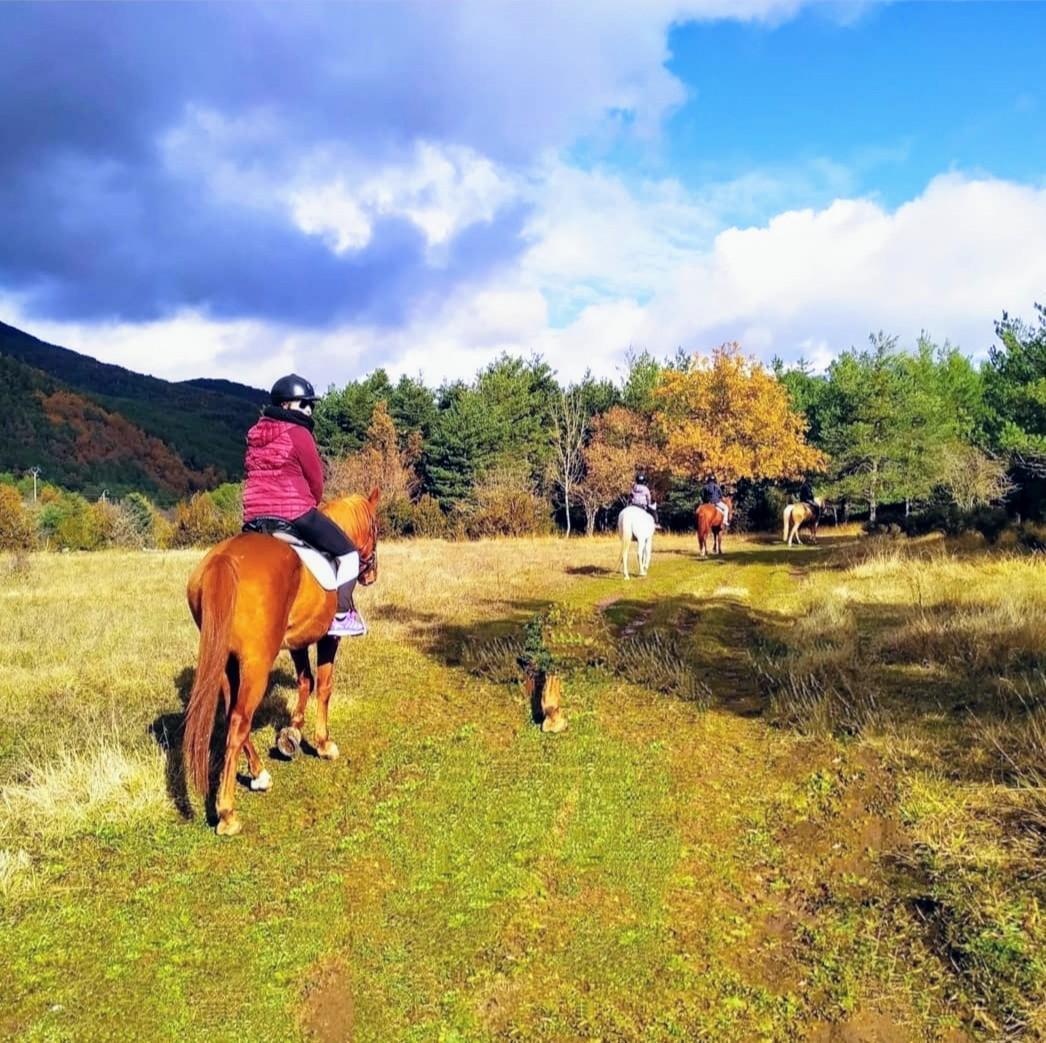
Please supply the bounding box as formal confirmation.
[618,505,655,579]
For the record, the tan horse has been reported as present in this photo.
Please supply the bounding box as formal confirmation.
[783,498,822,546]
[184,490,379,835]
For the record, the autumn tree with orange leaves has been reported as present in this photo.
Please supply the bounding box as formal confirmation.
[654,343,825,483]
[327,400,421,534]
[577,406,663,535]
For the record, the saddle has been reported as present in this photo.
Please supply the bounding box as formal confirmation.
[242,517,348,591]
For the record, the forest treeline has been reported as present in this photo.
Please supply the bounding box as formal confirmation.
[3,303,1046,551]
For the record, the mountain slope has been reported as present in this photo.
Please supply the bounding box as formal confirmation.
[0,353,213,499]
[180,377,269,406]
[0,320,263,487]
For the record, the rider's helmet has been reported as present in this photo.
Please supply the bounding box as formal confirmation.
[636,472,646,484]
[270,374,320,406]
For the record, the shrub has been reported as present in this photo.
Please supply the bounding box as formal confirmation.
[970,505,1010,544]
[171,493,241,547]
[93,495,164,550]
[903,504,1011,543]
[120,492,159,548]
[411,494,448,539]
[152,513,175,550]
[455,466,553,539]
[378,494,414,538]
[38,493,104,550]
[518,614,556,675]
[0,487,37,551]
[206,482,243,517]
[89,499,122,547]
[1016,521,1046,551]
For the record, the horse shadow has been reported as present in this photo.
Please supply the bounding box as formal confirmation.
[150,665,295,821]
[565,564,616,577]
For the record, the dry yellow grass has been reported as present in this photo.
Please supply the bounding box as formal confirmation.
[0,734,168,842]
[0,532,1043,1041]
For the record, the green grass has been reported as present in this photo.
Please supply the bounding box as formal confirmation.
[1,533,1043,1041]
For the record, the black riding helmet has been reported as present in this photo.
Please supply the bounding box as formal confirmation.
[636,473,646,483]
[270,373,319,405]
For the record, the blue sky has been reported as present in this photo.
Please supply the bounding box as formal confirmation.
[663,4,1045,205]
[1,1,1044,387]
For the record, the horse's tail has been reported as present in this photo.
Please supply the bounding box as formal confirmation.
[184,554,237,796]
[782,505,792,542]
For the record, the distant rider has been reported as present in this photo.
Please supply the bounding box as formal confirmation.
[630,472,660,528]
[799,477,816,508]
[702,473,729,528]
[242,374,366,638]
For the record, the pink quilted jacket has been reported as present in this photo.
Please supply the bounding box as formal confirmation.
[242,414,324,522]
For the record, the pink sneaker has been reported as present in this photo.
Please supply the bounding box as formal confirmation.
[328,610,366,638]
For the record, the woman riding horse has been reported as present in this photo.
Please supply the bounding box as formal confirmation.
[184,374,380,835]
[243,374,365,638]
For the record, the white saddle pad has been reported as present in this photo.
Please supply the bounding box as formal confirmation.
[271,532,357,591]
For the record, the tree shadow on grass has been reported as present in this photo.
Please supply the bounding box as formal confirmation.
[150,665,295,821]
[372,598,551,669]
[400,578,1046,757]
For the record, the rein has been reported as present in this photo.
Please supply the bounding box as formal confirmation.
[357,509,379,582]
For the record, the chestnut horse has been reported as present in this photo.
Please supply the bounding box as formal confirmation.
[184,489,379,836]
[696,496,733,557]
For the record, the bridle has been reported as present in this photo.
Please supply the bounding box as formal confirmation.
[357,510,379,584]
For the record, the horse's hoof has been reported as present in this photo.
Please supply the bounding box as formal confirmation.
[250,769,272,792]
[316,739,340,761]
[277,726,302,759]
[542,714,568,734]
[216,812,242,837]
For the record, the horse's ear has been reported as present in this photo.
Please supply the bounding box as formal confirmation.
[368,486,381,507]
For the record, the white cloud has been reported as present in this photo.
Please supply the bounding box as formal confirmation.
[289,142,519,256]
[637,173,1046,362]
[5,173,1044,394]
[362,171,1046,384]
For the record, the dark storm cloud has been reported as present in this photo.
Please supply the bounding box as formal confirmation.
[0,3,569,325]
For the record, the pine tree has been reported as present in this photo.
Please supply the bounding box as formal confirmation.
[425,393,499,507]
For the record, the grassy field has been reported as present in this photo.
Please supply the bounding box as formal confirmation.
[1,531,1044,1042]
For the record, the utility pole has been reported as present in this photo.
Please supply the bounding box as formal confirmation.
[28,466,41,503]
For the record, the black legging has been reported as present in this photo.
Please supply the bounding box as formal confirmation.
[291,509,358,613]
[290,508,356,556]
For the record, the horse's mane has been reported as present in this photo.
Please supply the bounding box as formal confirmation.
[322,493,377,548]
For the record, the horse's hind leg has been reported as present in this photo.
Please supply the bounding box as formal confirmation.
[621,538,631,580]
[313,636,341,760]
[277,647,313,758]
[243,736,271,792]
[216,655,272,836]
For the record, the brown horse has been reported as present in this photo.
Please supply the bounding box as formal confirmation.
[783,498,822,546]
[184,489,379,836]
[696,495,733,557]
